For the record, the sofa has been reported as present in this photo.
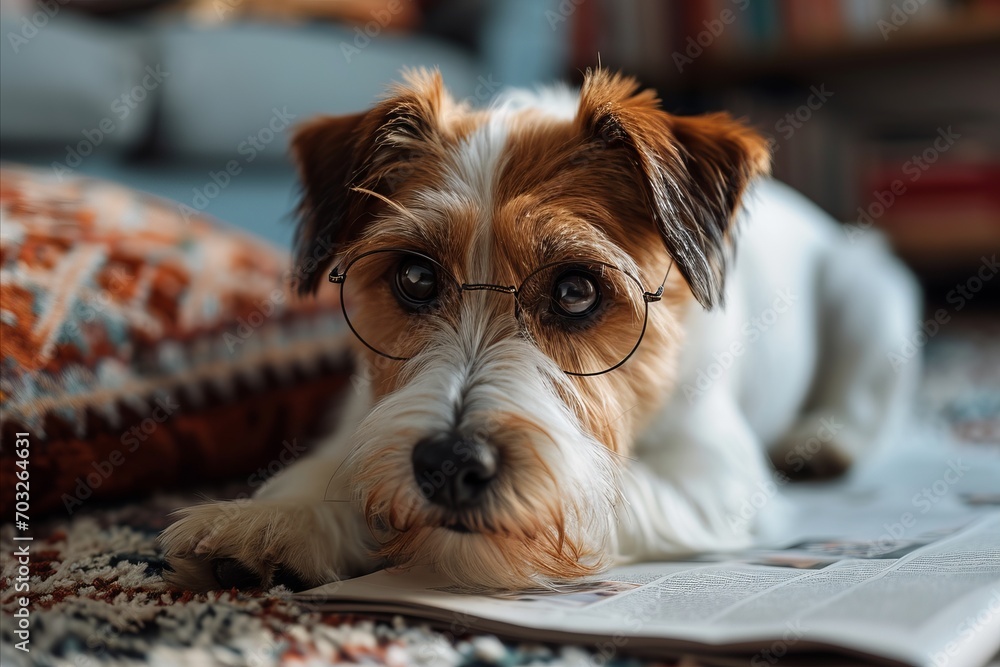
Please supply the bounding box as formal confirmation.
[0,0,571,246]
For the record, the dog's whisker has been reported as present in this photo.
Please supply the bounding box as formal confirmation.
[323,435,375,502]
[351,187,423,225]
[604,448,640,464]
[604,402,641,428]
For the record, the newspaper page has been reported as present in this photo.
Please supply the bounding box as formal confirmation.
[299,432,1000,667]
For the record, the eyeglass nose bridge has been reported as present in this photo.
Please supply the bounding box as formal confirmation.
[458,282,525,324]
[459,282,517,295]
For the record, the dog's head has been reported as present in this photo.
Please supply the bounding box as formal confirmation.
[291,69,769,589]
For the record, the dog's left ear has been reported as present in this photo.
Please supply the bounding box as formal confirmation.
[290,69,447,295]
[289,111,371,295]
[578,70,770,308]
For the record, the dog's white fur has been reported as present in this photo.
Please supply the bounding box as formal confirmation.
[161,79,919,591]
[618,178,920,560]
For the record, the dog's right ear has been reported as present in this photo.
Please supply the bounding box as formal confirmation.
[576,69,770,309]
[291,69,446,295]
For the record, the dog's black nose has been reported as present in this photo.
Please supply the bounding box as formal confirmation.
[412,434,498,510]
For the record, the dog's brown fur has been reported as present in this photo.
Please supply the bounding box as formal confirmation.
[159,69,777,592]
[293,69,769,456]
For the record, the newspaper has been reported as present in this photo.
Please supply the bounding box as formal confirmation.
[298,436,1000,667]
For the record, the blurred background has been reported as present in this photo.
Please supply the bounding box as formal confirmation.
[1,0,998,305]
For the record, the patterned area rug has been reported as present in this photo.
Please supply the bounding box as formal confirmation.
[1,320,997,667]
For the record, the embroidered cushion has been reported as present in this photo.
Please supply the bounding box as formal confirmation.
[0,166,351,516]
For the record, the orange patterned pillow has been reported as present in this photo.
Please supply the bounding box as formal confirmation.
[0,166,351,516]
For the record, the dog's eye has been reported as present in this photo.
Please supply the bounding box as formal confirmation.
[394,256,438,308]
[551,270,600,318]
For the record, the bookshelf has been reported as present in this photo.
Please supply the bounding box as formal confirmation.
[571,0,1000,279]
[667,14,1000,85]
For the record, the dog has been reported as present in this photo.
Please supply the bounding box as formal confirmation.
[160,69,919,592]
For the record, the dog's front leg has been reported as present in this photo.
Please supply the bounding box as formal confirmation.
[160,390,381,591]
[615,388,777,561]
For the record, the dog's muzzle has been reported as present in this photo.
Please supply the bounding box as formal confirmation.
[411,433,498,514]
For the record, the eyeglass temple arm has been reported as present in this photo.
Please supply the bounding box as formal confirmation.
[329,268,345,284]
[644,260,674,303]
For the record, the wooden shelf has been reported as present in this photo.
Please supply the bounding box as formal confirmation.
[880,219,1000,273]
[663,13,1000,87]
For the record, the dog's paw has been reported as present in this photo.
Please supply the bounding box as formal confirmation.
[769,413,860,480]
[158,500,344,592]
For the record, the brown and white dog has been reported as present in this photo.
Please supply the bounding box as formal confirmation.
[160,69,919,592]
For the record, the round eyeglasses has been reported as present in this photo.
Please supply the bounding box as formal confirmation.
[329,248,672,377]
